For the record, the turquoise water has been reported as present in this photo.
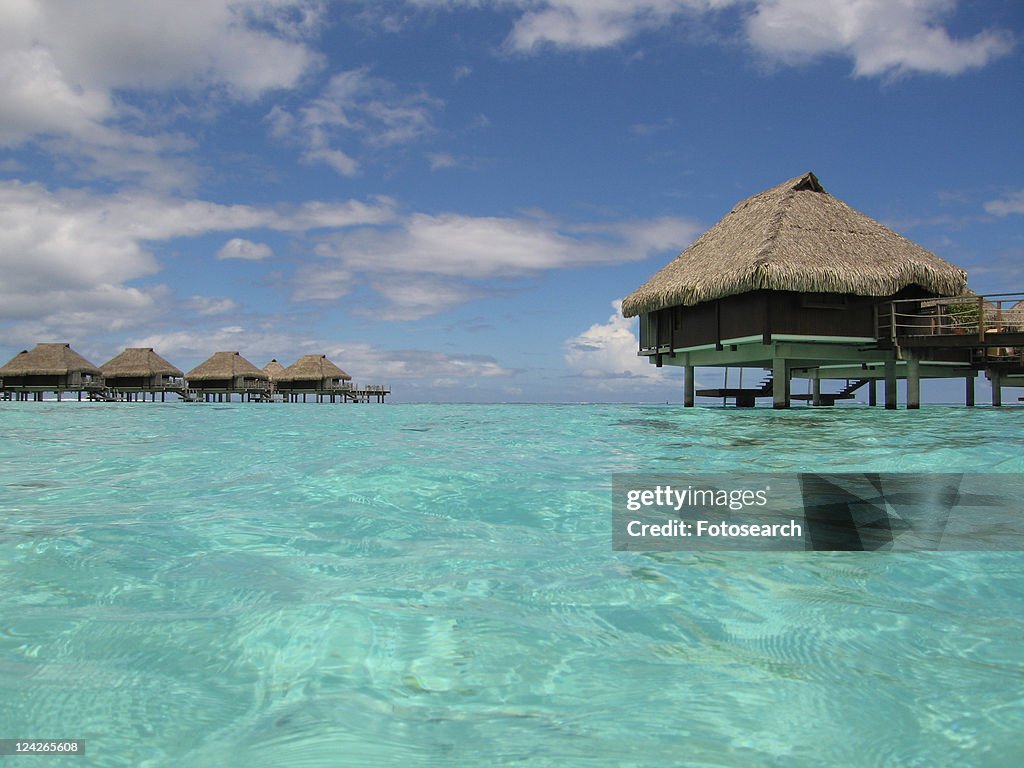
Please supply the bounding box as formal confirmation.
[1,402,1023,767]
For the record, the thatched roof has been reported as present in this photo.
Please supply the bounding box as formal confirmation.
[263,359,287,381]
[621,172,968,317]
[185,351,268,381]
[1003,300,1024,330]
[0,343,101,376]
[101,348,183,377]
[277,354,351,382]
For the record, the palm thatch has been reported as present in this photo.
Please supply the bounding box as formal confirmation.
[0,343,101,376]
[263,359,287,381]
[1002,300,1024,331]
[100,348,183,378]
[185,351,268,381]
[621,172,968,317]
[278,354,351,383]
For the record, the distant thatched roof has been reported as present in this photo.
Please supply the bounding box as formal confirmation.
[263,359,287,381]
[621,172,968,317]
[101,348,182,377]
[278,354,351,382]
[185,351,268,381]
[0,343,101,376]
[1004,300,1024,330]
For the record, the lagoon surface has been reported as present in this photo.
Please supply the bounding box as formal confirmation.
[2,403,1023,767]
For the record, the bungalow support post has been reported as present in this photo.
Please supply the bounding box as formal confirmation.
[683,365,695,407]
[884,361,897,410]
[772,357,789,409]
[906,357,920,410]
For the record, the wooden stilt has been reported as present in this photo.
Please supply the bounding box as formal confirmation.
[684,365,695,407]
[965,375,975,407]
[884,361,897,410]
[991,369,1002,407]
[906,357,920,409]
[772,357,789,409]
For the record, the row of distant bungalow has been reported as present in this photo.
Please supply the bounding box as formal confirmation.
[0,345,389,403]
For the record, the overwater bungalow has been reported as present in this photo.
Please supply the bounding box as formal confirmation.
[0,343,104,401]
[100,347,185,401]
[276,354,353,402]
[185,351,270,402]
[621,172,1021,408]
[263,359,287,384]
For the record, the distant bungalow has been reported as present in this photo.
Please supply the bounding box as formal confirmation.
[185,351,270,402]
[263,359,287,383]
[622,172,1023,407]
[275,354,353,402]
[0,343,103,400]
[1,345,390,404]
[101,347,185,401]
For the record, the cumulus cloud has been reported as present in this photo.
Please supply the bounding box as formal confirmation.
[401,0,1013,78]
[745,0,1014,77]
[564,299,667,384]
[984,191,1024,217]
[0,0,324,186]
[217,238,274,261]
[0,180,394,323]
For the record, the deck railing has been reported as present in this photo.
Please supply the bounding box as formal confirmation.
[876,292,1024,343]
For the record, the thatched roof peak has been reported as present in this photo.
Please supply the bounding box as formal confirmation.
[278,354,351,382]
[185,351,268,381]
[101,348,183,377]
[0,343,101,376]
[621,172,968,317]
[263,359,287,380]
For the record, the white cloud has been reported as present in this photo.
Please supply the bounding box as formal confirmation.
[217,238,274,261]
[268,68,443,175]
[401,1,1013,78]
[0,180,394,323]
[505,0,725,51]
[291,266,355,301]
[301,211,701,317]
[363,278,485,321]
[564,299,667,384]
[746,0,1015,77]
[188,296,241,315]
[0,0,324,186]
[427,152,460,170]
[302,147,360,176]
[314,212,701,278]
[984,191,1024,217]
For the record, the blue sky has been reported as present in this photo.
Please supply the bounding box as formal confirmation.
[0,0,1021,402]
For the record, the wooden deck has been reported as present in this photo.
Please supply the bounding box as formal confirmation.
[659,291,1024,408]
